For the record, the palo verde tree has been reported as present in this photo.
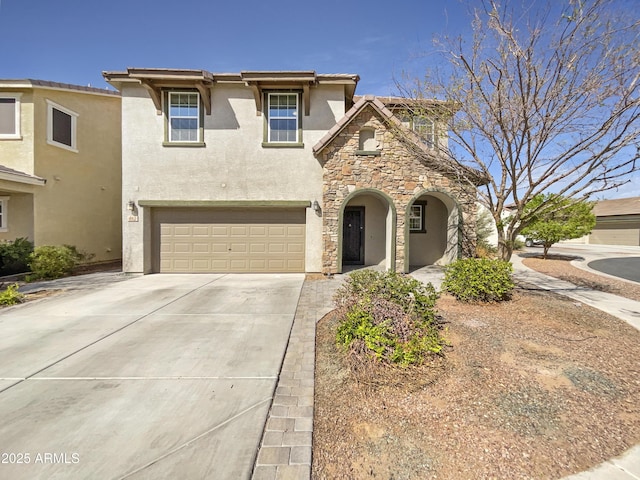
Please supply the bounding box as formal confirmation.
[519,194,596,258]
[396,0,640,260]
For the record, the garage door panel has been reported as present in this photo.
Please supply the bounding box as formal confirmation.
[230,226,249,236]
[250,244,266,253]
[287,243,304,253]
[250,226,267,236]
[212,226,229,236]
[155,208,305,273]
[192,243,210,253]
[173,243,192,253]
[173,226,192,236]
[192,226,210,236]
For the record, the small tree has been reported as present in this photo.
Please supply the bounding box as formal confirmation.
[520,194,596,258]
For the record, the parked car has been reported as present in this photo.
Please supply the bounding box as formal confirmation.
[525,238,544,247]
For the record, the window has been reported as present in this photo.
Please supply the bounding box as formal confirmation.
[0,94,21,139]
[358,128,377,151]
[266,92,300,144]
[409,202,427,232]
[412,116,435,148]
[47,100,78,152]
[0,197,8,232]
[167,91,201,143]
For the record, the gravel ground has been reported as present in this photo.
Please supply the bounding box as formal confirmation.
[313,257,640,479]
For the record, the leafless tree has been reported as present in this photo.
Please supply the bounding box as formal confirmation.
[396,0,640,260]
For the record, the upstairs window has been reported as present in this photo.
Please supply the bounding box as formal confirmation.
[412,116,435,148]
[46,100,78,152]
[266,92,300,145]
[167,91,201,143]
[0,94,21,139]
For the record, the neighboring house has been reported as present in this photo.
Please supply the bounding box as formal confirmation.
[0,79,122,262]
[103,68,483,274]
[588,196,640,246]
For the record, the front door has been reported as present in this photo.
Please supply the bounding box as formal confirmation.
[343,207,365,265]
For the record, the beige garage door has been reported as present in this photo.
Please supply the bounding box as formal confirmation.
[154,208,305,273]
[590,220,640,246]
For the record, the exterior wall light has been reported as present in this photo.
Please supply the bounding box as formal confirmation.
[312,200,320,212]
[127,200,135,211]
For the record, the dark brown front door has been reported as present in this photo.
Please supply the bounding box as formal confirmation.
[343,207,364,265]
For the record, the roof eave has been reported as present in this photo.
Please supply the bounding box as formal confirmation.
[0,170,46,187]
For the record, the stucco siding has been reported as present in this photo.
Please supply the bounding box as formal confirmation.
[409,197,448,265]
[30,88,122,262]
[0,192,33,241]
[121,83,346,272]
[0,89,35,175]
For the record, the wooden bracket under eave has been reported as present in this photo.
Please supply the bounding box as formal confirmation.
[140,82,163,115]
[303,84,310,116]
[248,83,262,116]
[195,82,212,115]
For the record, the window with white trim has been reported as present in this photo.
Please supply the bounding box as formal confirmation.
[412,116,435,148]
[409,202,427,232]
[167,91,201,143]
[47,100,78,152]
[0,197,9,232]
[266,92,300,143]
[0,94,21,139]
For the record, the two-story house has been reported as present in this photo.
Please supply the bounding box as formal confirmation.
[103,68,482,274]
[0,79,122,263]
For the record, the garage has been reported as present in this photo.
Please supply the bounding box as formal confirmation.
[152,207,306,273]
[590,221,640,246]
[588,197,640,247]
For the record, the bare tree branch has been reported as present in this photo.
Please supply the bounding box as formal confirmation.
[395,0,640,259]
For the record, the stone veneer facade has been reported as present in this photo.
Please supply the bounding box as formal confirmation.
[317,105,478,274]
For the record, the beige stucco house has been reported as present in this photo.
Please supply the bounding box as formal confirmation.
[103,68,482,274]
[0,80,122,262]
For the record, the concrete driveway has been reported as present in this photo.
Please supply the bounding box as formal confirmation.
[0,273,304,479]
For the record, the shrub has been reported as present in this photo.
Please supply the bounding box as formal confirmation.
[0,283,24,306]
[512,238,525,251]
[441,258,514,302]
[334,270,443,367]
[27,245,81,281]
[0,237,34,276]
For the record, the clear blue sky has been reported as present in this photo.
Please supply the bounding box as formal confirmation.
[0,0,471,95]
[2,0,636,199]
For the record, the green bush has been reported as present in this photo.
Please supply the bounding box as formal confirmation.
[0,283,24,306]
[27,245,82,281]
[334,270,443,367]
[442,258,514,302]
[512,238,525,251]
[0,237,34,276]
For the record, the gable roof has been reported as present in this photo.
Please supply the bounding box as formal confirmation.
[313,95,398,154]
[312,95,488,186]
[593,196,640,217]
[0,165,46,186]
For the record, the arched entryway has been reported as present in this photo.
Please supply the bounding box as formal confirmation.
[405,190,459,271]
[338,189,395,272]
